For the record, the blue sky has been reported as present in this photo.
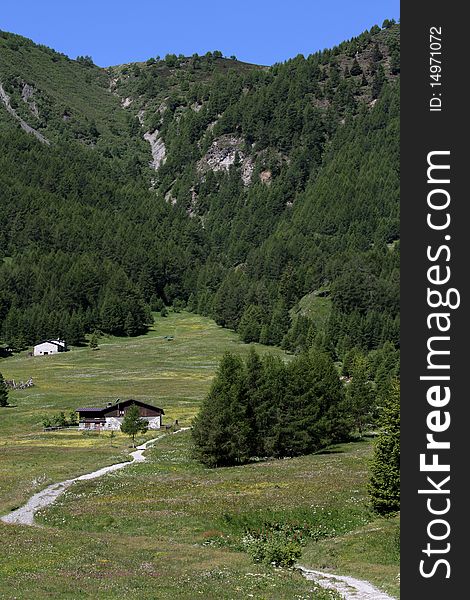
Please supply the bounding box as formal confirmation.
[1,1,399,67]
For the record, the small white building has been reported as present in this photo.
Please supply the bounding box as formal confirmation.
[33,339,67,356]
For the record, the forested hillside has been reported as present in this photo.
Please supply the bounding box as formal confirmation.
[0,21,399,389]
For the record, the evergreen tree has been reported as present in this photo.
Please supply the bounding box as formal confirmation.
[124,311,138,337]
[121,404,148,447]
[345,356,374,436]
[259,324,270,346]
[150,295,164,312]
[238,305,264,343]
[69,410,78,426]
[390,46,400,75]
[368,380,400,513]
[191,353,250,466]
[0,372,9,407]
[89,332,99,350]
[350,58,362,76]
[371,43,383,63]
[282,315,312,353]
[371,64,386,99]
[254,354,287,456]
[268,299,290,346]
[272,349,348,457]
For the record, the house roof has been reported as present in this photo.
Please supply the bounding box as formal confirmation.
[76,399,164,415]
[34,340,66,348]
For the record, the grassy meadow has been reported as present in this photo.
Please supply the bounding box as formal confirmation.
[0,312,286,514]
[0,312,399,599]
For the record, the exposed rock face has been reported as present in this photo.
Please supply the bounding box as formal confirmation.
[187,187,199,217]
[241,156,254,186]
[165,189,177,205]
[143,129,166,170]
[21,83,34,101]
[122,96,133,108]
[0,81,50,145]
[259,169,272,185]
[198,134,254,185]
[20,83,39,117]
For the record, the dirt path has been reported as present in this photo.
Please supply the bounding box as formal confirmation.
[298,565,396,600]
[1,428,190,527]
[2,430,394,599]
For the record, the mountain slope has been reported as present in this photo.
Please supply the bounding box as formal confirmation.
[0,22,399,376]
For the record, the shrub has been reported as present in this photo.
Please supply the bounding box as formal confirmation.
[242,523,304,567]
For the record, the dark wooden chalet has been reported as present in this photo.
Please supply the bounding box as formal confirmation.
[76,399,164,431]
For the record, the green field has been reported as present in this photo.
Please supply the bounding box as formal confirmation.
[0,312,399,599]
[0,312,286,514]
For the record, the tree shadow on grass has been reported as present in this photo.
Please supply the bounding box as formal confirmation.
[314,446,345,455]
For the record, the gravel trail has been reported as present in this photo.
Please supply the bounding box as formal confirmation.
[298,565,396,600]
[1,429,190,526]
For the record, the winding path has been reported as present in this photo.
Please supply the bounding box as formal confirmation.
[297,565,396,600]
[1,429,189,527]
[1,429,394,599]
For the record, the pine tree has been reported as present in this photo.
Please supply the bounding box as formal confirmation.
[0,372,9,407]
[121,404,148,447]
[269,299,290,346]
[371,43,383,63]
[390,47,400,75]
[192,353,250,466]
[282,315,312,353]
[243,348,264,455]
[346,357,374,436]
[89,332,99,350]
[150,295,164,312]
[238,305,263,343]
[124,312,138,337]
[368,380,400,513]
[371,64,386,99]
[350,58,362,76]
[274,349,348,457]
[259,324,270,345]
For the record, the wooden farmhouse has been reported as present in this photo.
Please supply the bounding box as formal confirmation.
[76,399,164,431]
[33,339,67,356]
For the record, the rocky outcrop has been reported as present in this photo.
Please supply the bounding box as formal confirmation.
[198,134,254,185]
[259,169,272,185]
[143,129,166,170]
[165,189,177,206]
[21,83,39,117]
[0,81,50,145]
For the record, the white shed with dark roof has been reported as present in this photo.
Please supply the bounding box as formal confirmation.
[33,339,67,356]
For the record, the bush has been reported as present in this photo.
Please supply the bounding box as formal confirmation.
[243,527,302,567]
